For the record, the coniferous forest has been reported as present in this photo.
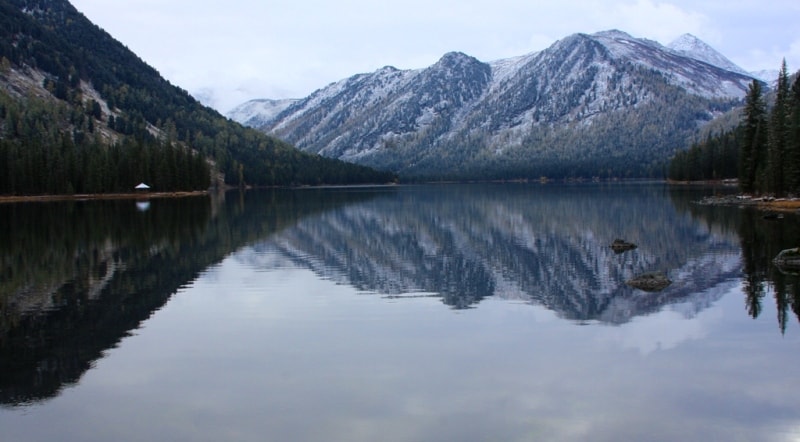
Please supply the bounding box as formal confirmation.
[669,62,800,196]
[0,0,395,196]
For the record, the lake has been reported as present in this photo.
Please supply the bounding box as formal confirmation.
[1,183,799,442]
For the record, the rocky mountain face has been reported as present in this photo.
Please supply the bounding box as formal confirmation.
[231,30,758,180]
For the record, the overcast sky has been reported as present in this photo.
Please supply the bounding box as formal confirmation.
[69,0,800,113]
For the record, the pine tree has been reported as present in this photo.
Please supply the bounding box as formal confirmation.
[768,60,791,196]
[787,75,800,194]
[740,80,768,194]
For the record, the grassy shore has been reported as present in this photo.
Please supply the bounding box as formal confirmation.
[759,199,800,212]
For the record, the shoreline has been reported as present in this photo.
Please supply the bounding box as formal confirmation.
[0,190,209,204]
[698,194,800,212]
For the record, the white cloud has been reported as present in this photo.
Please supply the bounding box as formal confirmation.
[606,0,711,43]
[69,0,800,111]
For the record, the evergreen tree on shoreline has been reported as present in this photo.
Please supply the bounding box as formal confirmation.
[788,74,800,191]
[767,60,790,196]
[669,61,800,196]
[739,80,768,193]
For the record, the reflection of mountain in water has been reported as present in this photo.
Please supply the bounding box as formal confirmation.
[0,184,763,407]
[0,189,386,407]
[245,184,742,319]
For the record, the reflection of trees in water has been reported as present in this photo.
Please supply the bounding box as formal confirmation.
[0,197,217,406]
[669,187,800,333]
[0,188,388,407]
[738,210,800,334]
[3,184,793,407]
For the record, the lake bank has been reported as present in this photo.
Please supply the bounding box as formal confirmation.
[698,194,800,212]
[0,190,209,204]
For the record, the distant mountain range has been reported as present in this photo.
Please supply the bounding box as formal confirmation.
[230,30,761,180]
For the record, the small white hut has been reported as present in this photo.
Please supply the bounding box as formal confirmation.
[134,182,150,191]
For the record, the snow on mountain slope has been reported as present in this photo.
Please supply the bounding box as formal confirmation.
[227,98,299,127]
[236,30,759,179]
[593,30,752,98]
[667,33,749,75]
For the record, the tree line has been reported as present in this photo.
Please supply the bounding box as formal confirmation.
[0,89,211,194]
[669,61,800,196]
[0,0,395,196]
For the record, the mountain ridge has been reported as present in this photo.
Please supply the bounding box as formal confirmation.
[230,30,758,180]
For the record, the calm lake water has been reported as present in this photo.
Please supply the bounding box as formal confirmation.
[1,183,799,442]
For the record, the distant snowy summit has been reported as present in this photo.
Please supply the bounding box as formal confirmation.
[666,33,778,82]
[666,33,749,75]
[227,98,299,128]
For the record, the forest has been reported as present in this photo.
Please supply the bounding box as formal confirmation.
[0,0,395,196]
[668,62,800,196]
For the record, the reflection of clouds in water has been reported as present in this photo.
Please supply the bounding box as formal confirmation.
[777,422,800,442]
[597,297,726,355]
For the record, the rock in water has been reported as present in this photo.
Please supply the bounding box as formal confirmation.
[773,248,800,269]
[626,272,672,292]
[611,239,637,253]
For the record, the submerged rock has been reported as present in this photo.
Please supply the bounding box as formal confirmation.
[626,272,672,292]
[773,248,800,269]
[611,239,637,253]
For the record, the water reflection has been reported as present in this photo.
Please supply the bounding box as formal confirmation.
[249,184,743,320]
[1,183,799,409]
[670,188,800,333]
[0,188,386,406]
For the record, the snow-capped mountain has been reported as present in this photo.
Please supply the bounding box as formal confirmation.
[233,30,758,180]
[749,69,781,84]
[667,33,749,75]
[227,98,299,128]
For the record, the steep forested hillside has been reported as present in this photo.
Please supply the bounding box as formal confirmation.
[0,0,394,195]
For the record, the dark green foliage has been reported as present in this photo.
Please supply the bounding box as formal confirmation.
[0,0,394,195]
[667,129,740,181]
[669,64,800,196]
[789,75,800,191]
[767,61,791,196]
[0,90,211,194]
[739,80,768,192]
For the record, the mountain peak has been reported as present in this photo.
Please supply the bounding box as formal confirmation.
[592,29,634,40]
[667,34,748,75]
[434,51,482,68]
[668,33,705,50]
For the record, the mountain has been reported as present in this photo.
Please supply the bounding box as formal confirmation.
[0,0,394,195]
[667,33,749,75]
[228,98,300,129]
[233,30,758,180]
[749,69,781,84]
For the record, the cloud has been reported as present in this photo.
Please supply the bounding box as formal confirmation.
[70,0,800,111]
[603,0,712,43]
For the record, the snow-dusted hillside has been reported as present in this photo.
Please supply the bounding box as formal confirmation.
[236,30,759,179]
[227,98,299,128]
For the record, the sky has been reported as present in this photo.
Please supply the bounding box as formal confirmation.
[68,0,800,113]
